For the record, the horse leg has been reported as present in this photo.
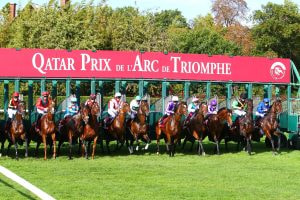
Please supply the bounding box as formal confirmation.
[24,136,28,158]
[57,139,62,157]
[156,126,161,155]
[68,133,73,160]
[0,140,4,157]
[266,130,276,155]
[42,135,47,160]
[92,136,98,160]
[135,135,140,151]
[78,139,82,155]
[247,137,251,155]
[276,130,281,152]
[81,139,85,157]
[7,142,12,156]
[182,136,187,150]
[12,136,18,160]
[106,139,110,154]
[51,133,56,159]
[35,141,41,158]
[142,134,150,150]
[214,136,220,155]
[84,140,88,159]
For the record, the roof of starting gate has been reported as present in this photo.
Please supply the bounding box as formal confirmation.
[0,48,299,84]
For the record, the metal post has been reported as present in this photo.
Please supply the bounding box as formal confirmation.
[40,79,46,94]
[268,85,272,100]
[76,80,81,104]
[226,83,232,108]
[98,80,103,111]
[14,79,20,92]
[138,80,144,97]
[275,86,280,98]
[28,80,33,124]
[52,80,57,99]
[143,81,148,95]
[162,81,169,113]
[115,80,120,93]
[91,79,96,95]
[121,81,127,94]
[66,78,71,97]
[247,83,253,99]
[184,81,190,100]
[4,80,9,120]
[287,84,291,115]
[206,82,211,100]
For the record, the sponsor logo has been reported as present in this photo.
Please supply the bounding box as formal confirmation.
[270,62,286,80]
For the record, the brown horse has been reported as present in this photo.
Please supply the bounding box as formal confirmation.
[182,103,208,155]
[39,98,56,160]
[156,101,187,157]
[105,102,130,153]
[6,102,27,159]
[80,103,100,159]
[57,112,84,159]
[206,108,233,155]
[127,100,150,154]
[259,99,282,155]
[238,99,255,155]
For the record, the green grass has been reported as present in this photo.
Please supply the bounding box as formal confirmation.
[0,141,300,200]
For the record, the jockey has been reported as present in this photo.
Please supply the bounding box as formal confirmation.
[256,98,270,118]
[159,96,179,125]
[35,91,51,132]
[5,92,20,131]
[130,95,141,120]
[104,92,122,127]
[64,97,79,118]
[184,97,199,125]
[232,93,247,117]
[85,94,99,109]
[208,99,218,115]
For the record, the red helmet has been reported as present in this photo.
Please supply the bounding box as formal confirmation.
[42,91,49,96]
[90,94,96,100]
[13,92,19,97]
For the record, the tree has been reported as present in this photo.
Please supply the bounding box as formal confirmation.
[211,0,248,27]
[252,0,300,65]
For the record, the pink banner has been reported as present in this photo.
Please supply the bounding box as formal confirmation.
[0,48,290,83]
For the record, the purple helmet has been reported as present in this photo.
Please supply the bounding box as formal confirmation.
[210,99,217,106]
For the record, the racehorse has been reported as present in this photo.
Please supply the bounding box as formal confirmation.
[156,101,187,157]
[238,99,255,155]
[182,103,208,155]
[258,99,282,155]
[6,101,28,159]
[104,102,130,153]
[39,98,56,160]
[57,111,84,159]
[126,100,151,154]
[206,107,233,155]
[80,103,100,159]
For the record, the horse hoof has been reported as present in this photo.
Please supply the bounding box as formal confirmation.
[156,152,159,155]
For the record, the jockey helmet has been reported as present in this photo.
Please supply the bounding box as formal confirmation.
[135,95,141,101]
[115,92,122,98]
[263,98,270,103]
[210,99,217,106]
[192,97,199,103]
[42,91,49,97]
[90,94,96,100]
[172,96,179,102]
[13,92,19,97]
[71,97,77,102]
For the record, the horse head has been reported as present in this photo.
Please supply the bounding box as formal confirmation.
[175,101,188,117]
[139,100,150,117]
[17,101,26,118]
[91,103,100,117]
[217,108,233,127]
[48,97,56,114]
[120,102,130,115]
[81,105,90,124]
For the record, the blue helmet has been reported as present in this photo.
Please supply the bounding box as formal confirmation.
[263,98,270,103]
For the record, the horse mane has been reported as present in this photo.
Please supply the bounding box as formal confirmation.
[217,107,229,114]
[175,101,186,112]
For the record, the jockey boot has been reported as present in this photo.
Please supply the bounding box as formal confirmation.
[35,115,42,133]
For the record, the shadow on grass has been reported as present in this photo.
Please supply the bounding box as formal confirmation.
[0,178,37,200]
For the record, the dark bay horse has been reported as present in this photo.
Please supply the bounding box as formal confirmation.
[57,112,84,159]
[258,99,282,155]
[238,99,255,155]
[80,103,100,159]
[39,98,56,160]
[182,103,208,155]
[156,101,187,157]
[6,102,28,159]
[206,108,233,155]
[105,102,130,153]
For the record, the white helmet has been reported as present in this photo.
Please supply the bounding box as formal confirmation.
[71,97,77,102]
[115,92,122,98]
[172,96,179,102]
[192,97,199,103]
